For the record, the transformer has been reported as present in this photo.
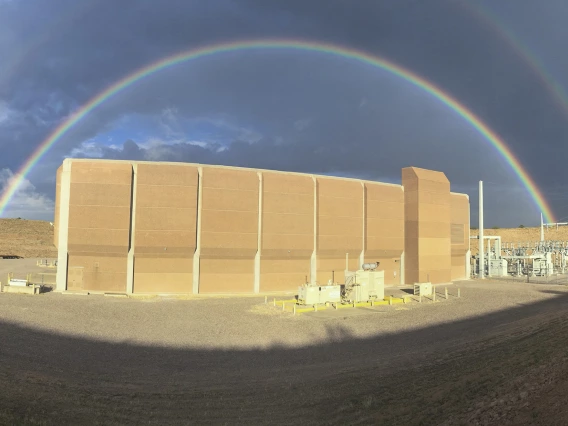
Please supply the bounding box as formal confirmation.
[488,259,508,277]
[343,269,385,303]
[413,282,432,296]
[533,253,553,276]
[297,284,341,305]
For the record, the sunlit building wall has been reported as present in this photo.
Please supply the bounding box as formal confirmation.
[54,159,469,294]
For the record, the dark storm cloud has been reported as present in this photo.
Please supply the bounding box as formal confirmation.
[1,0,568,225]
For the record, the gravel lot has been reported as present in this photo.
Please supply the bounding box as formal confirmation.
[1,279,568,425]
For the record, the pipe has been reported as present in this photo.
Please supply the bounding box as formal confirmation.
[480,236,501,257]
[541,212,544,242]
[479,181,484,279]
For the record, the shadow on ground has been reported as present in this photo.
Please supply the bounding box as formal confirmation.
[2,287,568,425]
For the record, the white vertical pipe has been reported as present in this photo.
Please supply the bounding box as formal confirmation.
[310,176,317,284]
[359,181,365,271]
[479,181,484,279]
[540,212,544,242]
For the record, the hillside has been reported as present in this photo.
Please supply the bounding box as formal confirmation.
[470,226,568,254]
[0,219,57,258]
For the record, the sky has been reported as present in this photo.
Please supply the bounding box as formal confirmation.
[1,0,568,227]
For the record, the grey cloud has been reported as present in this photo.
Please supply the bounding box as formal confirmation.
[1,0,568,225]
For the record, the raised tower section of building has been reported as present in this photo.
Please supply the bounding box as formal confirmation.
[402,167,452,284]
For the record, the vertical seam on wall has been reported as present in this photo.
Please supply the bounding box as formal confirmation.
[193,167,203,294]
[126,163,137,294]
[128,165,135,252]
[254,172,262,293]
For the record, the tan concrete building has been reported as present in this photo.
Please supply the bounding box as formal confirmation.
[54,159,470,294]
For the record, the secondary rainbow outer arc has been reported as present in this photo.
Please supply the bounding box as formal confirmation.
[463,1,568,118]
[0,39,555,223]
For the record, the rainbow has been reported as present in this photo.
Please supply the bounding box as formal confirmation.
[463,2,568,118]
[0,39,556,222]
[0,2,96,89]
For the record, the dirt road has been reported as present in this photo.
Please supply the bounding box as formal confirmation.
[1,280,568,425]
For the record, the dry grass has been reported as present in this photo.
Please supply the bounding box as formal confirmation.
[0,219,56,258]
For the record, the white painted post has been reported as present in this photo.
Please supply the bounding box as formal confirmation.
[311,176,317,284]
[400,251,405,286]
[56,159,71,292]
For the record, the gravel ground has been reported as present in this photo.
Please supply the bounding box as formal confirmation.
[1,279,568,425]
[0,258,56,279]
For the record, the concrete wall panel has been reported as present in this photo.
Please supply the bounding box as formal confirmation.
[70,182,131,207]
[66,162,132,292]
[263,193,313,214]
[134,256,193,293]
[199,168,259,292]
[450,193,470,253]
[260,172,314,292]
[317,178,363,253]
[69,205,131,230]
[451,254,466,280]
[136,184,196,209]
[365,183,404,274]
[202,188,259,213]
[199,258,254,293]
[449,193,470,280]
[71,163,132,185]
[67,254,128,292]
[316,178,363,282]
[367,218,404,239]
[132,164,198,293]
[260,258,311,292]
[68,229,129,251]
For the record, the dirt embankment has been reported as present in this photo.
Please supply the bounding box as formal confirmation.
[470,226,568,254]
[0,219,57,258]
